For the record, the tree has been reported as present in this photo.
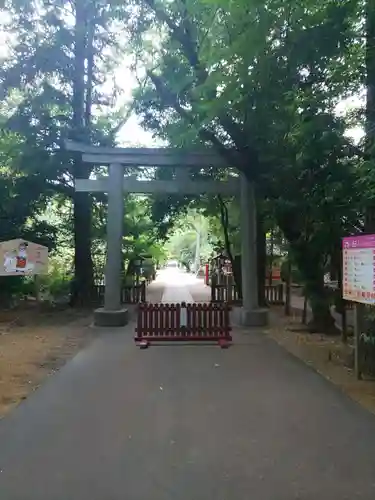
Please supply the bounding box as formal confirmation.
[0,0,131,303]
[166,209,213,269]
[126,0,363,332]
[0,127,58,304]
[365,0,375,231]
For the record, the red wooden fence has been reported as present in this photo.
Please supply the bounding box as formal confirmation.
[135,302,232,347]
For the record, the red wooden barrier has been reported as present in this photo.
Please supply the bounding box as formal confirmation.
[135,302,232,348]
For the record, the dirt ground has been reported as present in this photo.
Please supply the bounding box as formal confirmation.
[0,303,94,418]
[0,280,164,419]
[266,306,375,415]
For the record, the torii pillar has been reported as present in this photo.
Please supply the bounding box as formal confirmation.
[93,163,129,327]
[239,173,268,326]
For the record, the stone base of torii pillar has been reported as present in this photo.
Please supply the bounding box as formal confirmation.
[232,307,268,327]
[94,307,129,327]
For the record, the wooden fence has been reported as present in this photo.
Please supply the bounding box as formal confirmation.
[265,284,284,305]
[92,281,146,305]
[135,302,232,347]
[211,281,284,305]
[211,283,240,304]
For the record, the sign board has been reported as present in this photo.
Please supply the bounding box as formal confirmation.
[342,234,375,304]
[0,239,48,276]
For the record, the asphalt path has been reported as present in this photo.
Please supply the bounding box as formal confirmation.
[1,269,375,499]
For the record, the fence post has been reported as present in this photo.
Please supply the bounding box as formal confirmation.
[228,278,233,303]
[211,275,216,302]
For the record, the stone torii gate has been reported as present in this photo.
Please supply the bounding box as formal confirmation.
[65,141,268,327]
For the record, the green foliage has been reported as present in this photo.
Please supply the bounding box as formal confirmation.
[0,0,134,303]
[40,268,72,300]
[166,209,214,265]
[124,0,366,331]
[0,124,59,304]
[0,0,370,333]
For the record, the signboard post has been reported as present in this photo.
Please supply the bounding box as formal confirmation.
[342,234,375,378]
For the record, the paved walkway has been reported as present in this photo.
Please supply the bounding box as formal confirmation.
[159,268,195,303]
[1,270,375,499]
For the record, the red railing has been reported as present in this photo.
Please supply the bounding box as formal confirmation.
[135,302,232,347]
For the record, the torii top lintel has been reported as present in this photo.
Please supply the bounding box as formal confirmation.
[65,140,230,167]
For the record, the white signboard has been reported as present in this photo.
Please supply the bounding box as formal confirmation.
[342,234,375,305]
[0,239,48,276]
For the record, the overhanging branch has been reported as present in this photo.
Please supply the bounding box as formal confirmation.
[148,71,243,171]
[143,0,258,170]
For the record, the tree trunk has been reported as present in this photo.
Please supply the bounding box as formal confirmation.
[257,214,266,307]
[71,0,94,306]
[284,255,292,316]
[84,13,94,131]
[217,195,242,298]
[298,252,339,334]
[72,186,94,305]
[276,210,338,334]
[268,229,274,286]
